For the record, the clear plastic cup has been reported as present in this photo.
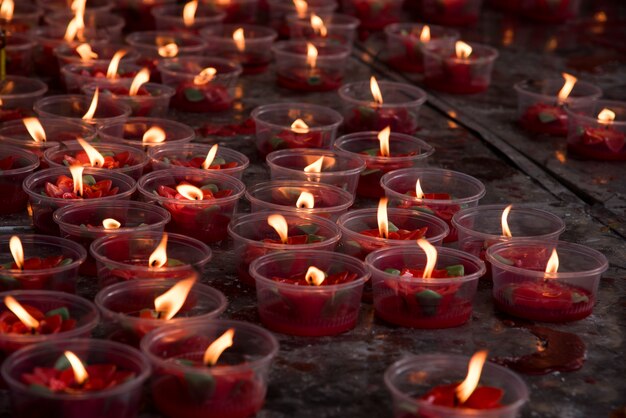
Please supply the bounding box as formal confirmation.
[0,2,42,33]
[137,168,246,244]
[246,180,354,221]
[54,201,171,277]
[60,62,142,93]
[340,0,402,32]
[385,354,528,417]
[487,239,608,322]
[0,235,87,293]
[96,117,195,149]
[421,0,483,26]
[250,250,369,336]
[34,95,132,132]
[23,168,137,235]
[200,24,278,75]
[266,148,366,195]
[82,82,176,118]
[148,143,250,179]
[0,76,48,123]
[514,78,602,136]
[115,0,177,32]
[54,43,141,69]
[565,99,626,161]
[0,290,99,361]
[384,23,459,73]
[334,132,434,198]
[157,56,242,113]
[286,13,360,49]
[338,80,427,134]
[228,212,342,286]
[36,0,114,16]
[423,40,499,94]
[5,34,36,76]
[251,102,343,156]
[520,0,580,23]
[272,40,351,92]
[2,339,151,418]
[267,0,338,38]
[45,11,126,41]
[95,279,227,347]
[381,168,486,243]
[152,3,226,34]
[141,319,278,418]
[366,246,485,328]
[0,146,39,215]
[90,231,212,289]
[201,0,259,23]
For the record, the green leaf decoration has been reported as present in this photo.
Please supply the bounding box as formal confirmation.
[413,207,435,215]
[362,148,379,156]
[269,136,285,150]
[415,289,442,317]
[82,175,96,186]
[166,258,185,267]
[388,222,399,232]
[184,88,205,103]
[384,268,401,275]
[571,292,589,304]
[58,258,73,267]
[201,183,219,193]
[445,264,465,277]
[493,254,514,266]
[298,224,319,235]
[46,307,70,320]
[306,234,325,243]
[360,168,380,176]
[538,111,558,124]
[54,355,71,371]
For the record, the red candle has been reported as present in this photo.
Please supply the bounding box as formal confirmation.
[43,170,120,200]
[568,107,625,160]
[171,80,233,112]
[0,296,76,335]
[347,0,400,33]
[264,119,324,154]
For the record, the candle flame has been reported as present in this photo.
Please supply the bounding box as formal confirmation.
[142,126,166,144]
[557,73,577,102]
[370,76,383,105]
[76,137,105,167]
[183,0,198,27]
[105,50,128,80]
[267,214,289,244]
[194,67,217,85]
[544,248,559,277]
[377,197,389,239]
[291,118,310,134]
[305,266,325,286]
[203,328,235,366]
[594,11,607,22]
[233,28,245,52]
[455,41,472,59]
[64,0,86,42]
[158,43,179,58]
[303,156,324,173]
[202,144,219,169]
[501,205,513,238]
[378,126,391,157]
[75,44,98,62]
[176,184,204,200]
[419,25,431,42]
[310,14,327,37]
[306,42,318,68]
[153,276,196,320]
[296,191,315,209]
[69,165,84,196]
[4,296,39,329]
[129,68,151,96]
[9,236,24,270]
[0,0,14,21]
[82,88,99,120]
[597,108,615,124]
[23,117,46,143]
[63,351,89,385]
[149,234,168,268]
[415,179,424,199]
[293,0,308,18]
[456,350,489,404]
[417,238,437,279]
[102,218,121,229]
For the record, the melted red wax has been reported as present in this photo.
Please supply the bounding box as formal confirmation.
[167,157,238,170]
[568,126,626,161]
[0,255,70,271]
[196,118,256,137]
[156,181,233,200]
[520,102,569,136]
[0,156,16,170]
[62,150,134,169]
[44,175,120,199]
[420,383,504,409]
[272,270,357,286]
[360,226,428,240]
[22,363,135,392]
[0,305,76,335]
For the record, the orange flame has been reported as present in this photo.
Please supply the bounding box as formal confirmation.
[306,42,318,68]
[4,296,39,329]
[194,67,217,85]
[154,276,196,320]
[597,108,615,124]
[106,50,128,80]
[420,25,431,42]
[455,41,472,59]
[267,214,288,244]
[158,43,179,58]
[202,144,219,169]
[310,14,327,37]
[544,248,559,278]
[305,266,325,286]
[23,117,46,143]
[176,184,204,200]
[102,218,121,229]
[82,88,99,120]
[377,197,389,239]
[63,351,89,385]
[149,234,168,268]
[296,191,315,209]
[415,179,424,199]
[64,0,86,42]
[9,236,24,270]
[69,165,84,196]
[183,0,198,27]
[378,126,391,157]
[203,328,235,366]
[557,73,577,102]
[129,68,151,96]
[594,11,607,22]
[0,0,14,21]
[303,156,324,173]
[75,44,98,62]
[233,28,245,52]
[293,0,308,18]
[76,138,105,167]
[142,126,166,145]
[417,238,437,279]
[370,76,383,105]
[501,205,513,238]
[456,350,489,404]
[291,118,309,134]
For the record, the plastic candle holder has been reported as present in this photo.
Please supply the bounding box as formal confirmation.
[148,143,250,179]
[82,82,176,118]
[0,76,48,123]
[36,0,114,16]
[384,23,459,73]
[384,354,528,417]
[200,24,278,75]
[250,250,369,336]
[266,148,366,195]
[340,0,403,33]
[5,34,36,76]
[381,168,486,243]
[152,4,226,34]
[267,0,337,38]
[246,180,354,221]
[514,78,602,136]
[54,43,141,69]
[422,41,499,94]
[0,290,99,361]
[138,168,246,244]
[45,11,126,41]
[97,116,196,149]
[286,13,360,48]
[520,0,580,23]
[0,2,42,33]
[228,212,342,286]
[272,40,351,92]
[251,102,343,156]
[1,339,151,418]
[157,57,242,113]
[420,0,483,26]
[34,95,131,131]
[334,132,434,198]
[0,235,86,293]
[53,201,171,277]
[366,246,485,328]
[116,0,177,32]
[95,280,227,347]
[23,168,137,235]
[565,99,626,161]
[90,231,212,289]
[141,319,279,418]
[60,62,142,94]
[202,0,259,23]
[487,239,608,322]
[0,146,39,215]
[338,80,427,134]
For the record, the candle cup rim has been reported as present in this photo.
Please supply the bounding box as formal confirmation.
[0,234,87,275]
[34,94,132,123]
[451,204,566,241]
[37,0,114,13]
[200,23,278,43]
[97,116,196,144]
[6,34,37,52]
[29,26,110,44]
[380,167,486,205]
[0,2,42,17]
[486,239,609,278]
[125,31,208,52]
[271,39,351,60]
[267,0,338,12]
[564,99,626,126]
[82,82,177,100]
[285,12,361,28]
[156,56,243,79]
[61,61,143,76]
[251,102,344,132]
[513,78,602,104]
[334,132,435,162]
[148,143,250,175]
[0,145,40,175]
[0,75,48,100]
[0,118,97,150]
[54,44,141,66]
[337,207,451,246]
[266,148,367,176]
[151,3,227,22]
[45,10,125,29]
[338,80,427,108]
[384,23,460,39]
[422,41,499,64]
